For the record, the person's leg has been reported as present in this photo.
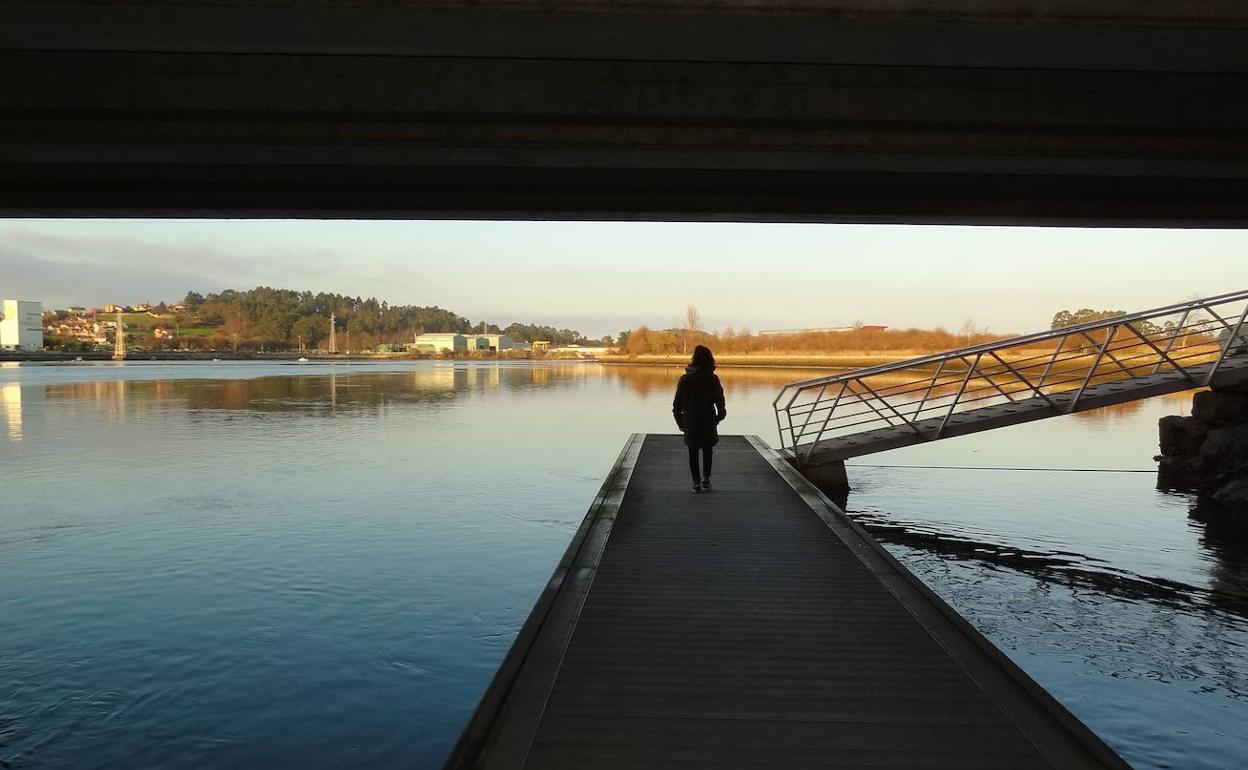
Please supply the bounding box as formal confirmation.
[702,446,713,484]
[688,444,702,486]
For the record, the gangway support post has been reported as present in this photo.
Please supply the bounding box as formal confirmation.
[794,457,849,490]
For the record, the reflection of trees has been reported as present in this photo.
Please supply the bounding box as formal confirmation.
[1068,399,1144,421]
[602,364,841,399]
[35,363,598,419]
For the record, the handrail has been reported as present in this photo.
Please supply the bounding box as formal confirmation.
[773,290,1248,456]
[772,289,1248,394]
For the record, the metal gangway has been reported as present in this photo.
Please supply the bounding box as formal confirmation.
[774,290,1248,482]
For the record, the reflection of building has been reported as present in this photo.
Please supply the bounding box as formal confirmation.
[1,382,21,440]
[415,366,456,391]
[467,364,501,389]
[1,299,44,350]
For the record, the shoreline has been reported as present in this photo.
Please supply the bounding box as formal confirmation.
[598,353,929,369]
[0,351,593,363]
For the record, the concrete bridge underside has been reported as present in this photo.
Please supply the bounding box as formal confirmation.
[3,1,1248,224]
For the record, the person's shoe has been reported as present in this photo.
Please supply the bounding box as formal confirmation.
[701,477,712,490]
[691,483,702,493]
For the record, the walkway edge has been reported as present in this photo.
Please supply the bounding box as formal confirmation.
[745,434,1135,770]
[442,433,645,770]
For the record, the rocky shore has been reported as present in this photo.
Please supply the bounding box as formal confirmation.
[1157,368,1248,508]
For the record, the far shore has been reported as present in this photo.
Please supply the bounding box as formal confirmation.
[601,352,950,369]
[0,350,596,363]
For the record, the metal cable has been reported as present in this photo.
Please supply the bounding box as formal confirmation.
[846,463,1156,473]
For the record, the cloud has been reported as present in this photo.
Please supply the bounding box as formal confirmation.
[0,226,261,306]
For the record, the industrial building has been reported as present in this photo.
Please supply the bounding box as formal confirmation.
[413,333,467,354]
[413,332,517,354]
[466,334,516,352]
[0,300,44,351]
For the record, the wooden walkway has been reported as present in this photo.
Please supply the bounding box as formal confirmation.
[445,434,1133,770]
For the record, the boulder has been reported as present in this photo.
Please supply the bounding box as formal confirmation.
[1157,454,1211,490]
[1192,390,1248,425]
[1199,423,1248,478]
[1211,477,1248,509]
[1210,366,1248,394]
[1158,414,1208,456]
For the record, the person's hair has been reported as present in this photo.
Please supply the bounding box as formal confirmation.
[691,344,715,371]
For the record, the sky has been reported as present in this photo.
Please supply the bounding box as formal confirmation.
[1,219,1246,338]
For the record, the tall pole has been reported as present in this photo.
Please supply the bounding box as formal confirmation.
[112,312,126,360]
[329,313,337,353]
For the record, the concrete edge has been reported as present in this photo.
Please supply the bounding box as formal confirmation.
[745,434,1135,770]
[442,432,645,770]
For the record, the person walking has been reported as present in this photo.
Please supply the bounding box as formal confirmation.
[672,345,727,493]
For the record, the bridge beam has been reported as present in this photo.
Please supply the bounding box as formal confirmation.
[3,2,1248,223]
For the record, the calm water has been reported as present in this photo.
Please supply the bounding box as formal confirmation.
[1,361,1245,770]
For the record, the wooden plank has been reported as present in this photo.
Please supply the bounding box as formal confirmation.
[447,434,1134,770]
[442,433,644,770]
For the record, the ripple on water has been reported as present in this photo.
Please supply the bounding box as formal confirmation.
[1,364,1246,769]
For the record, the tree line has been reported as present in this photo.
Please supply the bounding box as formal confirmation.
[42,287,606,352]
[616,325,1008,356]
[181,288,606,350]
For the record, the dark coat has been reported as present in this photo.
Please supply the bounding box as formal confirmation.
[672,365,727,448]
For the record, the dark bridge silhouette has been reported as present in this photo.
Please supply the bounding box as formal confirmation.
[3,1,1248,224]
[5,5,1241,766]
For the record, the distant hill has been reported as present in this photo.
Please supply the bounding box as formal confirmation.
[47,287,608,352]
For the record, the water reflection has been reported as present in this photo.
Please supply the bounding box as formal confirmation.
[854,504,1248,619]
[1185,496,1248,600]
[601,362,835,398]
[2,361,1246,770]
[2,381,21,440]
[28,363,599,419]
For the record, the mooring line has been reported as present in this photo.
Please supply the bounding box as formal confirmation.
[846,463,1156,473]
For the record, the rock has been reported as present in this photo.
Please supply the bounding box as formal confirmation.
[1211,477,1248,509]
[1210,366,1248,394]
[1192,390,1248,425]
[1157,454,1211,490]
[1158,414,1209,456]
[1199,423,1248,478]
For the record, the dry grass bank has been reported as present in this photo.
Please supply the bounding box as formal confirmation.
[599,349,1059,370]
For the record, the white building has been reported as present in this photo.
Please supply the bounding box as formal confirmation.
[0,300,44,350]
[465,333,516,351]
[414,332,517,353]
[413,332,467,353]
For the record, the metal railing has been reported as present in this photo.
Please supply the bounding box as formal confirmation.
[774,290,1248,459]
